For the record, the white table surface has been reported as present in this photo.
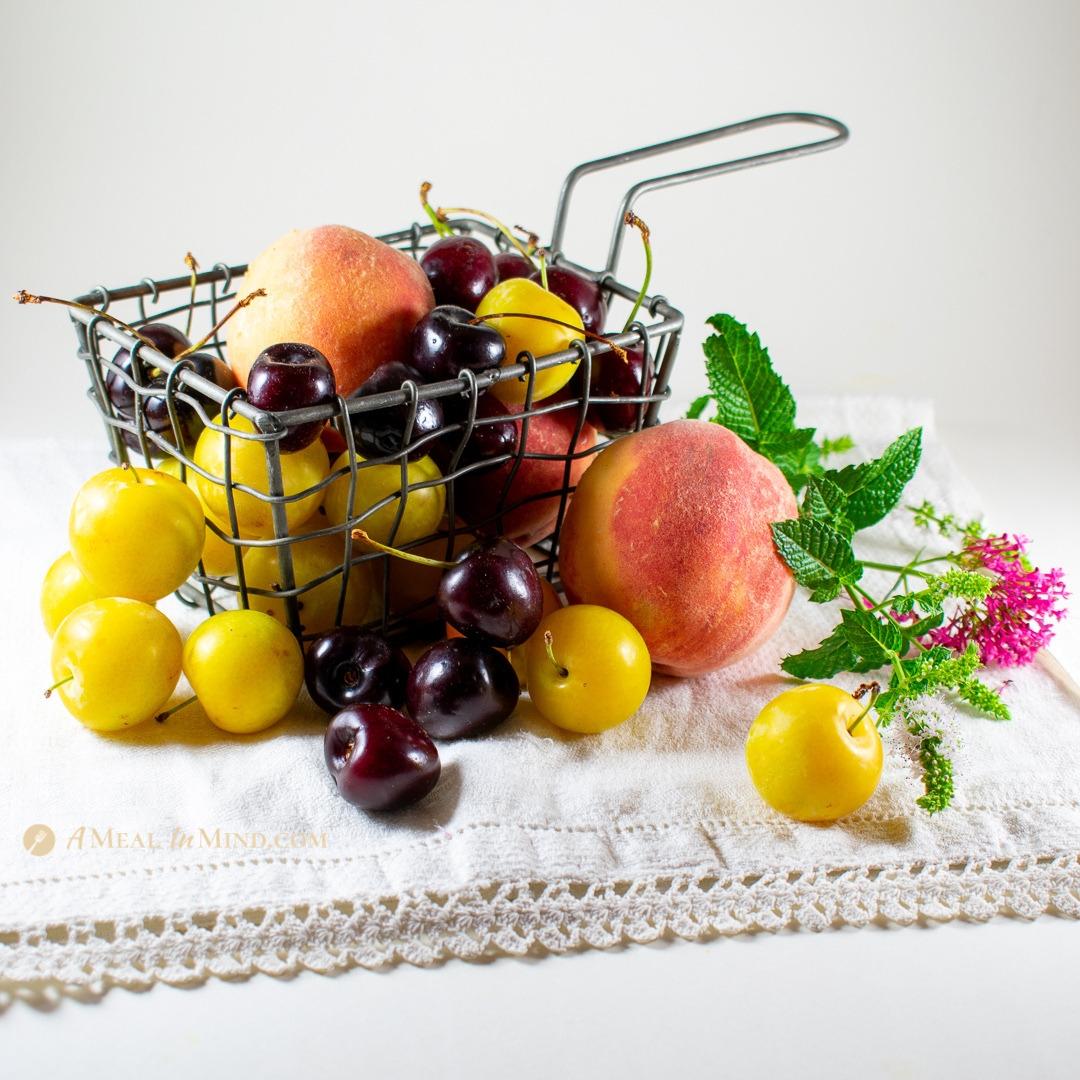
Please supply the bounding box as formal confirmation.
[5,418,1079,1079]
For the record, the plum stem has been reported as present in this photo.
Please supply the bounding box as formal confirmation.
[175,288,265,360]
[848,682,880,734]
[184,251,199,337]
[469,311,627,363]
[43,674,73,699]
[622,211,653,332]
[155,695,197,723]
[436,202,536,268]
[543,630,569,679]
[351,529,456,570]
[420,181,453,238]
[121,462,143,484]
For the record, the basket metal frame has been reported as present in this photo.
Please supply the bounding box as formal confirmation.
[65,112,848,641]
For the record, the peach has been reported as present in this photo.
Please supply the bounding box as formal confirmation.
[228,225,434,396]
[454,402,598,547]
[558,420,797,676]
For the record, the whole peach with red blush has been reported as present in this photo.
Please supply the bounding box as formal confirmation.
[558,420,797,676]
[227,225,434,397]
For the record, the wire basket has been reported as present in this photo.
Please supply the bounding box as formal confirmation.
[65,113,847,642]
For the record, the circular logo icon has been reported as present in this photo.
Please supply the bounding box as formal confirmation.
[23,824,55,857]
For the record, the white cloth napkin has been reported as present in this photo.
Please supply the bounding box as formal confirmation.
[2,397,1078,1000]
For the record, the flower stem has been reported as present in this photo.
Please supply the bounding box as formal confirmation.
[622,212,653,332]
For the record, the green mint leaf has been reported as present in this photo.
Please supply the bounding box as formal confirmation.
[906,610,945,637]
[839,607,905,667]
[770,519,862,600]
[819,434,855,459]
[800,475,854,537]
[703,314,796,445]
[780,624,860,679]
[890,593,917,614]
[825,427,923,530]
[763,429,821,491]
[685,394,712,420]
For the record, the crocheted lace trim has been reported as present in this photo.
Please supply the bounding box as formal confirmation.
[3,852,1078,1006]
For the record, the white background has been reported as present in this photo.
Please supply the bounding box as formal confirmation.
[2,0,1079,1075]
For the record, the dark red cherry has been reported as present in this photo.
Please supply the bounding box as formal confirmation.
[409,306,506,382]
[587,346,649,433]
[324,704,440,811]
[420,236,497,312]
[437,537,543,647]
[530,266,606,335]
[106,323,190,415]
[494,251,533,282]
[305,628,411,715]
[349,360,444,460]
[247,343,336,452]
[406,639,519,740]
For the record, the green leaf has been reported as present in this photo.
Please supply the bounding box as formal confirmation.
[781,625,859,679]
[825,428,923,530]
[685,394,712,420]
[906,610,945,637]
[839,607,905,667]
[819,434,855,458]
[800,475,854,537]
[762,428,821,490]
[770,519,862,600]
[703,314,796,445]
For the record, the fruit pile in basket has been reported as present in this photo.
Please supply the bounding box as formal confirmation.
[27,198,813,816]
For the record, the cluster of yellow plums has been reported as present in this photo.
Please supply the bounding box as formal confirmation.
[42,466,307,733]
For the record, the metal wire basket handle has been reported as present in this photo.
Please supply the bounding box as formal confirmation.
[550,112,850,275]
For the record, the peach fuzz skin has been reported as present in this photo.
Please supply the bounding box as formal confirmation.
[558,420,798,677]
[227,225,435,397]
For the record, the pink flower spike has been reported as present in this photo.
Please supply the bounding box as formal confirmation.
[928,533,1069,667]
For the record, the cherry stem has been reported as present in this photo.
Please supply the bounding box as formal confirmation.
[175,288,265,360]
[13,290,157,346]
[543,630,569,679]
[155,695,197,723]
[622,211,653,332]
[513,226,541,256]
[420,181,452,238]
[184,251,199,337]
[537,249,549,292]
[436,203,536,268]
[470,311,627,363]
[351,529,456,570]
[44,674,73,699]
[848,682,880,734]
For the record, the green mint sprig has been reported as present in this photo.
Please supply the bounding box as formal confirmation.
[692,314,1017,813]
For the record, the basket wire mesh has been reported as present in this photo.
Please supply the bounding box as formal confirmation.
[65,112,847,642]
